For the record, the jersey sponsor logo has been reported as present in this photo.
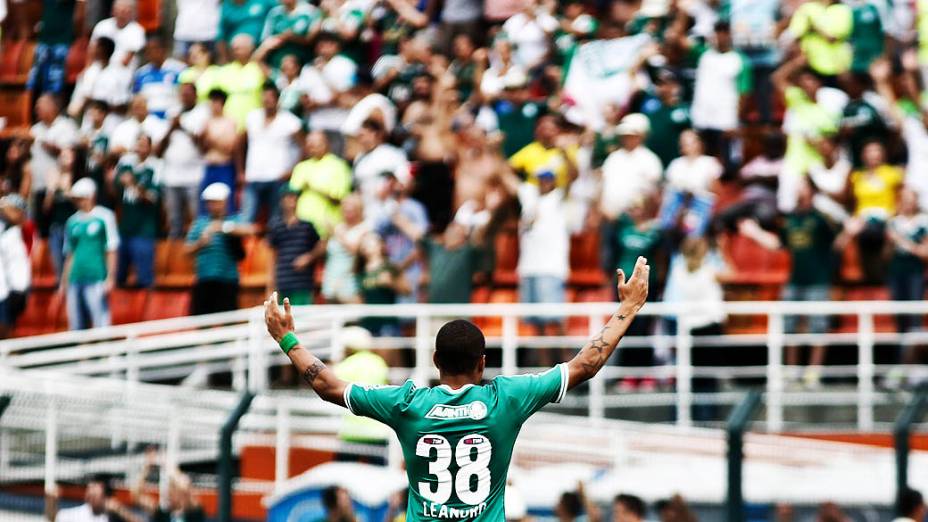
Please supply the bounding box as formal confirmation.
[425,401,487,421]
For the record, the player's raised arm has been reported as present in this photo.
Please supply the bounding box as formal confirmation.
[264,293,348,406]
[566,257,650,391]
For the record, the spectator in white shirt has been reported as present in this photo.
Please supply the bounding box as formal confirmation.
[298,32,358,151]
[691,21,751,166]
[501,6,558,69]
[110,96,169,155]
[479,38,527,101]
[500,164,575,365]
[30,94,79,233]
[242,82,303,223]
[659,130,723,237]
[352,118,410,216]
[51,476,137,522]
[90,0,146,68]
[0,194,29,335]
[599,113,663,274]
[68,37,119,118]
[173,0,220,57]
[600,113,663,219]
[155,82,210,238]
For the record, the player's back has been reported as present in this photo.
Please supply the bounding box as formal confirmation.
[344,363,568,521]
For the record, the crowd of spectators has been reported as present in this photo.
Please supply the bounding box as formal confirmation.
[9,0,928,388]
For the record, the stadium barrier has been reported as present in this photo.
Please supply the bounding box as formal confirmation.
[5,300,928,431]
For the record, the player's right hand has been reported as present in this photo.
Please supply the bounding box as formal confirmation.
[617,256,649,312]
[263,292,295,343]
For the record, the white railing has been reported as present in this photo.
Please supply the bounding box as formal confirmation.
[4,301,928,431]
[0,368,384,499]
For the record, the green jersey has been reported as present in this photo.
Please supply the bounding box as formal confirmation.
[346,364,569,521]
[65,212,112,283]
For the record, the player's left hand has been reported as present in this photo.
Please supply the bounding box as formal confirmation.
[264,292,295,343]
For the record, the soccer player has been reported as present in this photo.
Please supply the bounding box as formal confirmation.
[264,256,651,521]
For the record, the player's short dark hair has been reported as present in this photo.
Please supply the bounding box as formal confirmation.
[559,492,583,518]
[208,88,228,103]
[898,487,924,517]
[434,319,486,375]
[614,494,646,517]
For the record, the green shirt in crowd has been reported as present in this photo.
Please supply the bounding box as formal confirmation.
[39,0,79,45]
[642,100,691,167]
[496,101,545,159]
[345,364,568,522]
[262,1,320,67]
[889,214,928,278]
[781,210,837,287]
[614,213,662,290]
[65,212,112,284]
[218,0,275,45]
[115,157,160,238]
[423,239,479,304]
[850,1,884,73]
[186,214,243,282]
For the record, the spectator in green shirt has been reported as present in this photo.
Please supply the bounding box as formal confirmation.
[217,0,275,62]
[255,0,320,68]
[61,178,118,331]
[740,180,856,388]
[114,134,161,289]
[184,182,257,315]
[421,220,488,304]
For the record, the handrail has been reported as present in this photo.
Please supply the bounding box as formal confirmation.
[8,299,928,352]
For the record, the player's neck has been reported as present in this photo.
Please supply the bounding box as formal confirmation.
[438,373,480,389]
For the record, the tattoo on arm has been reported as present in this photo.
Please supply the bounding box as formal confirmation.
[577,313,630,374]
[302,360,327,385]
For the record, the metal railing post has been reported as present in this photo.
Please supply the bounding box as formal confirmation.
[894,383,928,509]
[0,395,10,477]
[675,317,693,427]
[501,315,517,377]
[766,313,784,432]
[588,313,605,420]
[727,391,763,522]
[160,412,181,510]
[857,312,875,431]
[275,401,290,490]
[44,399,58,495]
[218,391,255,522]
[413,314,431,387]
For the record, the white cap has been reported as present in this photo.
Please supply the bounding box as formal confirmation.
[201,182,231,202]
[503,69,529,89]
[616,113,650,136]
[69,177,97,199]
[340,326,373,351]
[640,0,670,17]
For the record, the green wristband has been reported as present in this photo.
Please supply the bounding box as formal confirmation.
[279,332,299,354]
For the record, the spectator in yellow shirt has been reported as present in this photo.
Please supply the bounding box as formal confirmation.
[289,131,353,238]
[508,115,578,188]
[848,140,903,283]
